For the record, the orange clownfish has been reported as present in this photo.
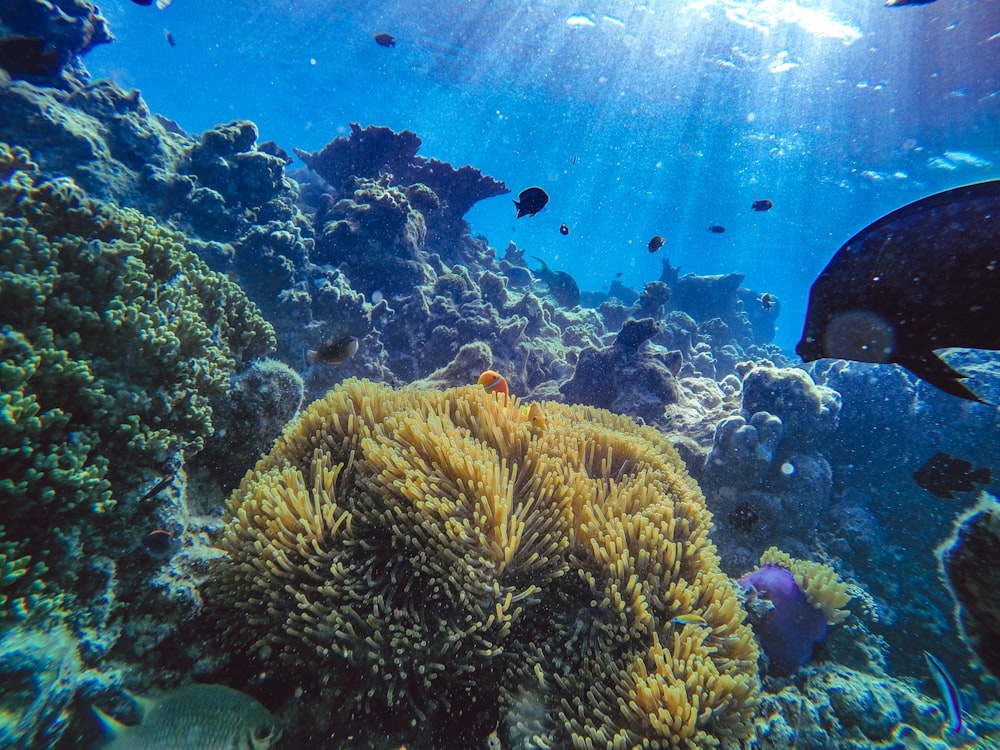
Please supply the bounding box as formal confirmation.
[478,370,509,403]
[525,401,547,432]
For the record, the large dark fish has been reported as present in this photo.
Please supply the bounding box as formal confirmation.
[914,452,991,500]
[514,187,549,218]
[374,33,396,48]
[796,180,1000,401]
[531,257,580,308]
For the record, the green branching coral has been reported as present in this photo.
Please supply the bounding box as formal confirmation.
[210,379,760,749]
[0,142,275,619]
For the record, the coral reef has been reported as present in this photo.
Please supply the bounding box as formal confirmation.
[0,0,112,86]
[0,77,193,206]
[0,139,275,724]
[701,366,841,569]
[938,493,1000,679]
[560,317,681,423]
[209,378,760,749]
[189,358,305,500]
[751,664,948,749]
[294,122,509,236]
[313,174,437,296]
[0,621,81,749]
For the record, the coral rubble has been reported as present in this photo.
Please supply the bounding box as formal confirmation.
[209,379,760,748]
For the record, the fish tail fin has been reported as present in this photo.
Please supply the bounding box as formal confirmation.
[972,467,992,485]
[897,353,985,402]
[530,256,548,271]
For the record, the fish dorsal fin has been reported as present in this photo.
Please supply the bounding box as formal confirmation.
[896,352,984,403]
[530,256,552,282]
[91,705,129,738]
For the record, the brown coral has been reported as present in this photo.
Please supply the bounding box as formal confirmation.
[209,379,759,748]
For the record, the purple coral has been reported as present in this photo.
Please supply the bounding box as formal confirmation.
[738,564,829,677]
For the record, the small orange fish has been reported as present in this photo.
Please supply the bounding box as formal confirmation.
[478,370,509,403]
[525,401,547,432]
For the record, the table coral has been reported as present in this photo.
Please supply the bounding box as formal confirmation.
[295,122,509,235]
[0,143,274,621]
[209,378,760,748]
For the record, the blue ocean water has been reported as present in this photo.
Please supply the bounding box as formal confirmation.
[5,1,1000,747]
[88,0,1000,352]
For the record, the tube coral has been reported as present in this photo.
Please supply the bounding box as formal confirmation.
[210,378,760,748]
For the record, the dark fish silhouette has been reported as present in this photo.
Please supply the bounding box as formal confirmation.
[914,452,991,499]
[559,223,569,236]
[797,180,1000,402]
[138,473,175,503]
[751,199,773,212]
[0,36,63,77]
[514,187,549,218]
[708,225,726,234]
[142,529,180,560]
[648,235,665,253]
[130,0,154,4]
[165,30,176,47]
[760,293,775,311]
[308,335,359,366]
[374,33,396,48]
[531,257,580,308]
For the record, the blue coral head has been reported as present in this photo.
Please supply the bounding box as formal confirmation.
[738,563,828,677]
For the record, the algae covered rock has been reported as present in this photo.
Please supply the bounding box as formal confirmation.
[209,379,760,749]
[939,493,1000,679]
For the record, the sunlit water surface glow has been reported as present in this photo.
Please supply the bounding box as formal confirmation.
[89,0,1000,350]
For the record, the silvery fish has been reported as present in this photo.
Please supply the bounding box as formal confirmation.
[93,683,281,750]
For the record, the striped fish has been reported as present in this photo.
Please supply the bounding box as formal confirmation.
[923,651,973,738]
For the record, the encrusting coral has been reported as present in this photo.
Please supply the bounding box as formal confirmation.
[209,378,760,749]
